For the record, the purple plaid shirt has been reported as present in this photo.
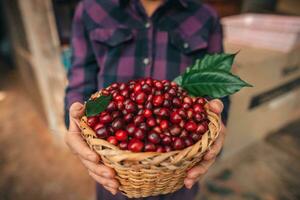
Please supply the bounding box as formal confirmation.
[65,0,229,199]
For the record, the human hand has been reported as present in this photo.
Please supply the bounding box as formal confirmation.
[184,99,226,189]
[65,102,119,195]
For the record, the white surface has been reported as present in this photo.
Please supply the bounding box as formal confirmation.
[222,14,300,52]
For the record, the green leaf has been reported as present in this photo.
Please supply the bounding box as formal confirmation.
[191,53,236,72]
[173,75,183,85]
[182,70,252,98]
[173,65,193,85]
[85,95,112,117]
[173,53,237,86]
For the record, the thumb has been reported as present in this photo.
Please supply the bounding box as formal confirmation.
[69,102,85,132]
[208,99,224,115]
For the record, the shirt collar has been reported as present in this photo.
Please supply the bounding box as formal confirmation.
[119,0,189,9]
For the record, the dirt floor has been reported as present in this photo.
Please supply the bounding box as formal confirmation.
[0,69,300,200]
[0,69,94,200]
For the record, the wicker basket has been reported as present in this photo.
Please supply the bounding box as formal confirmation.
[80,104,221,198]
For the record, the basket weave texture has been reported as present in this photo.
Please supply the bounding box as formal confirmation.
[80,105,221,198]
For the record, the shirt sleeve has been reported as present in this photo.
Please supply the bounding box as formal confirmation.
[64,2,99,128]
[207,15,230,125]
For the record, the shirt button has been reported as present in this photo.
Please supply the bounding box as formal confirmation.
[183,42,189,49]
[145,22,151,28]
[143,58,150,65]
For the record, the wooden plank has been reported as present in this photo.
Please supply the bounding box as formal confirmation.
[5,0,67,134]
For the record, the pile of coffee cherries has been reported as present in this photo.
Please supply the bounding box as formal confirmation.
[86,78,209,152]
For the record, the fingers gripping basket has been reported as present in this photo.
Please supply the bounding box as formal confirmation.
[80,106,221,198]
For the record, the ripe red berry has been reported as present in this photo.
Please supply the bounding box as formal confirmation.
[133,128,145,140]
[184,137,194,147]
[153,126,162,134]
[196,97,206,106]
[162,135,172,145]
[120,89,129,97]
[156,108,169,118]
[119,141,128,150]
[133,115,145,125]
[168,88,176,96]
[160,120,169,130]
[146,117,156,127]
[124,113,134,122]
[128,139,144,152]
[173,138,185,150]
[111,83,119,89]
[191,132,202,142]
[182,103,190,109]
[185,121,197,132]
[179,120,185,128]
[106,101,117,112]
[193,104,205,113]
[194,113,205,122]
[111,111,121,119]
[186,108,194,119]
[144,143,157,152]
[170,82,177,87]
[147,94,153,102]
[165,145,172,152]
[147,131,161,144]
[196,123,208,134]
[154,81,163,89]
[156,146,166,153]
[114,95,124,102]
[137,109,143,115]
[135,92,146,104]
[170,111,182,124]
[130,92,136,101]
[99,114,112,124]
[111,118,124,130]
[143,109,152,118]
[164,93,171,100]
[116,101,125,110]
[87,116,99,128]
[119,83,127,90]
[107,136,118,145]
[145,101,153,109]
[142,84,152,94]
[134,84,142,93]
[129,83,135,90]
[172,97,182,108]
[177,109,187,119]
[163,99,171,107]
[156,117,162,124]
[183,96,193,104]
[179,129,189,138]
[163,131,171,137]
[153,95,164,107]
[93,123,105,131]
[115,130,128,141]
[96,127,109,139]
[169,125,181,136]
[139,122,148,131]
[155,91,162,96]
[125,101,137,113]
[107,126,114,134]
[126,124,137,136]
[145,78,153,86]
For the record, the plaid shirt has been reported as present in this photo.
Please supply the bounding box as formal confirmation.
[65,0,229,199]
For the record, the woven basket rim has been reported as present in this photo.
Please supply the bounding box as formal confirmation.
[80,104,221,160]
